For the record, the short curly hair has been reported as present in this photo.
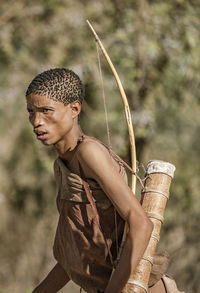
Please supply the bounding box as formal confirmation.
[26,68,85,105]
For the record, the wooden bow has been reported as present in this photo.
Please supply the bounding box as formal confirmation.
[86,20,136,190]
[86,19,137,262]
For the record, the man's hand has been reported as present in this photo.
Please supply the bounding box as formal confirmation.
[149,251,170,287]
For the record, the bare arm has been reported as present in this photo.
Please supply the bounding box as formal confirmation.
[78,141,153,293]
[32,263,70,293]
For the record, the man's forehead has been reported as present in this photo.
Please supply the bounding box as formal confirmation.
[26,93,65,108]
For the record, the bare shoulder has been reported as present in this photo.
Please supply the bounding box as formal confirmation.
[76,137,115,178]
[77,137,110,162]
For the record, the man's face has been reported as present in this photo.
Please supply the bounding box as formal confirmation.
[26,94,74,145]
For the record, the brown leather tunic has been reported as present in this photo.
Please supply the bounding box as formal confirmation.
[53,144,127,293]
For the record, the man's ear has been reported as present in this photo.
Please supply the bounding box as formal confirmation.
[70,100,82,118]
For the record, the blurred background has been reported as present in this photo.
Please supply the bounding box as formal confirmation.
[0,0,200,292]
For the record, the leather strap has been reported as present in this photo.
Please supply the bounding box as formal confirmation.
[78,162,114,267]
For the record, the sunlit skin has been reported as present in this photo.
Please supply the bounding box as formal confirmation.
[27,94,165,293]
[26,94,84,161]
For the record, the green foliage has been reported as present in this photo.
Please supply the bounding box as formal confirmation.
[0,0,199,292]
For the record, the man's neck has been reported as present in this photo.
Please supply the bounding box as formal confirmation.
[54,126,84,162]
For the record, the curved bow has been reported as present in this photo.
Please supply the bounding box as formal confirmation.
[86,20,136,193]
[87,21,137,264]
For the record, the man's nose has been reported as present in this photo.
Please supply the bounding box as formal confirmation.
[31,112,43,128]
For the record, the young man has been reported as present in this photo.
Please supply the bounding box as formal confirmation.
[26,68,169,293]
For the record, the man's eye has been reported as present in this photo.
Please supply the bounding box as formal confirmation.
[27,109,33,113]
[43,108,50,113]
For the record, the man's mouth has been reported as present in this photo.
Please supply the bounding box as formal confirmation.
[34,130,48,140]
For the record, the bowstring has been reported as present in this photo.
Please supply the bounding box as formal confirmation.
[96,42,119,257]
[96,42,111,148]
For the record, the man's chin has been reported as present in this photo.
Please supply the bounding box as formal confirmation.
[39,137,59,146]
[40,139,53,146]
